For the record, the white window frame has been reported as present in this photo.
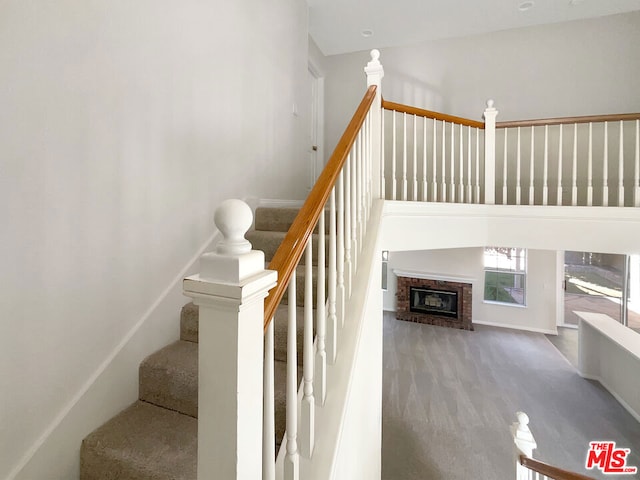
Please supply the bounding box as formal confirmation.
[483,247,527,306]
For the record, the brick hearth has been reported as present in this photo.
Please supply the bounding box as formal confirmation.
[396,276,473,330]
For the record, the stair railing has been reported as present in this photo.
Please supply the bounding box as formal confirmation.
[382,99,640,207]
[512,412,595,480]
[185,49,384,480]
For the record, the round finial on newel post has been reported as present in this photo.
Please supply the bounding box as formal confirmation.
[516,411,529,428]
[214,199,253,256]
[370,49,380,63]
[486,99,495,109]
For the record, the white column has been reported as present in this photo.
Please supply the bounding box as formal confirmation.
[364,48,384,200]
[300,240,315,458]
[483,100,498,204]
[285,278,299,480]
[183,199,277,480]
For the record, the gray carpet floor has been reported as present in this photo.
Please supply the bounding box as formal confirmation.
[382,311,640,480]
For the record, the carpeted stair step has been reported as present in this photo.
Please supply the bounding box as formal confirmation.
[139,340,198,418]
[180,302,307,366]
[254,207,329,234]
[80,401,196,480]
[246,230,327,266]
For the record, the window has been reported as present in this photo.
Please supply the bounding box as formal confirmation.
[484,247,527,306]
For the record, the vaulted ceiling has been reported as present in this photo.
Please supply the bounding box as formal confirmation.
[308,0,640,55]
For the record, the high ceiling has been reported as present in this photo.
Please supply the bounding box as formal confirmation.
[308,0,640,56]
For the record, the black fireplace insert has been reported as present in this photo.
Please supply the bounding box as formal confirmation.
[409,286,458,319]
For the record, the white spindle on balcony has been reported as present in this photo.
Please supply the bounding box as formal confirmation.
[413,114,418,201]
[300,239,315,458]
[432,120,438,201]
[422,119,428,201]
[572,123,578,206]
[442,120,447,202]
[587,123,593,206]
[391,112,397,200]
[459,124,464,203]
[603,121,609,206]
[284,277,299,480]
[450,121,455,202]
[618,120,625,206]
[402,113,408,201]
[475,127,481,204]
[502,128,508,204]
[516,127,522,205]
[557,124,563,205]
[529,126,535,205]
[467,126,472,203]
[542,125,549,205]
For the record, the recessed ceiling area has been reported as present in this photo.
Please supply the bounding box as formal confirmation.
[307,0,640,55]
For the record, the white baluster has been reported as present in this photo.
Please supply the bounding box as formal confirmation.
[542,125,549,205]
[381,110,386,199]
[337,170,345,327]
[459,124,464,202]
[467,126,472,203]
[315,210,326,405]
[512,412,537,480]
[327,188,337,364]
[635,120,640,207]
[263,319,275,480]
[284,278,299,480]
[392,111,397,200]
[618,120,625,206]
[587,123,593,206]
[300,240,315,458]
[603,121,609,206]
[572,123,578,206]
[503,128,508,204]
[413,114,418,201]
[432,120,438,201]
[475,127,480,204]
[516,127,522,205]
[450,121,455,202]
[351,149,358,271]
[442,120,447,202]
[344,154,352,298]
[529,126,535,205]
[402,113,408,201]
[557,124,563,206]
[357,130,363,243]
[422,118,428,201]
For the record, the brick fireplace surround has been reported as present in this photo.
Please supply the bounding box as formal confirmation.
[396,275,473,331]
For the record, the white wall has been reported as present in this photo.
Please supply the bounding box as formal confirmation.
[0,1,310,478]
[384,248,559,334]
[323,11,640,152]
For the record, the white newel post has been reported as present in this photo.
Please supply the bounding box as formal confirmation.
[183,199,277,480]
[512,412,537,480]
[483,100,498,205]
[365,49,384,200]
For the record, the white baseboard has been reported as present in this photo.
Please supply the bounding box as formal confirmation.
[472,320,557,335]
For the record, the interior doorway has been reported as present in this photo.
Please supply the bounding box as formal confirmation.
[307,63,324,191]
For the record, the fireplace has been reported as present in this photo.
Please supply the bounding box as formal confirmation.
[396,273,473,330]
[410,287,458,318]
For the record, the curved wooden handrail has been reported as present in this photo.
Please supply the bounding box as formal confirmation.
[382,99,485,129]
[263,85,377,331]
[520,455,596,480]
[497,112,640,129]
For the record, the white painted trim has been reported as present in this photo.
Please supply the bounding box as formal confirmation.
[393,269,476,283]
[472,320,557,335]
[7,218,224,480]
[578,372,640,423]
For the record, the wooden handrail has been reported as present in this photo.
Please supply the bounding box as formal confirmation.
[497,112,640,129]
[382,99,485,129]
[520,455,596,480]
[263,85,377,331]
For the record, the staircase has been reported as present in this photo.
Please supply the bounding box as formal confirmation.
[79,207,317,480]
